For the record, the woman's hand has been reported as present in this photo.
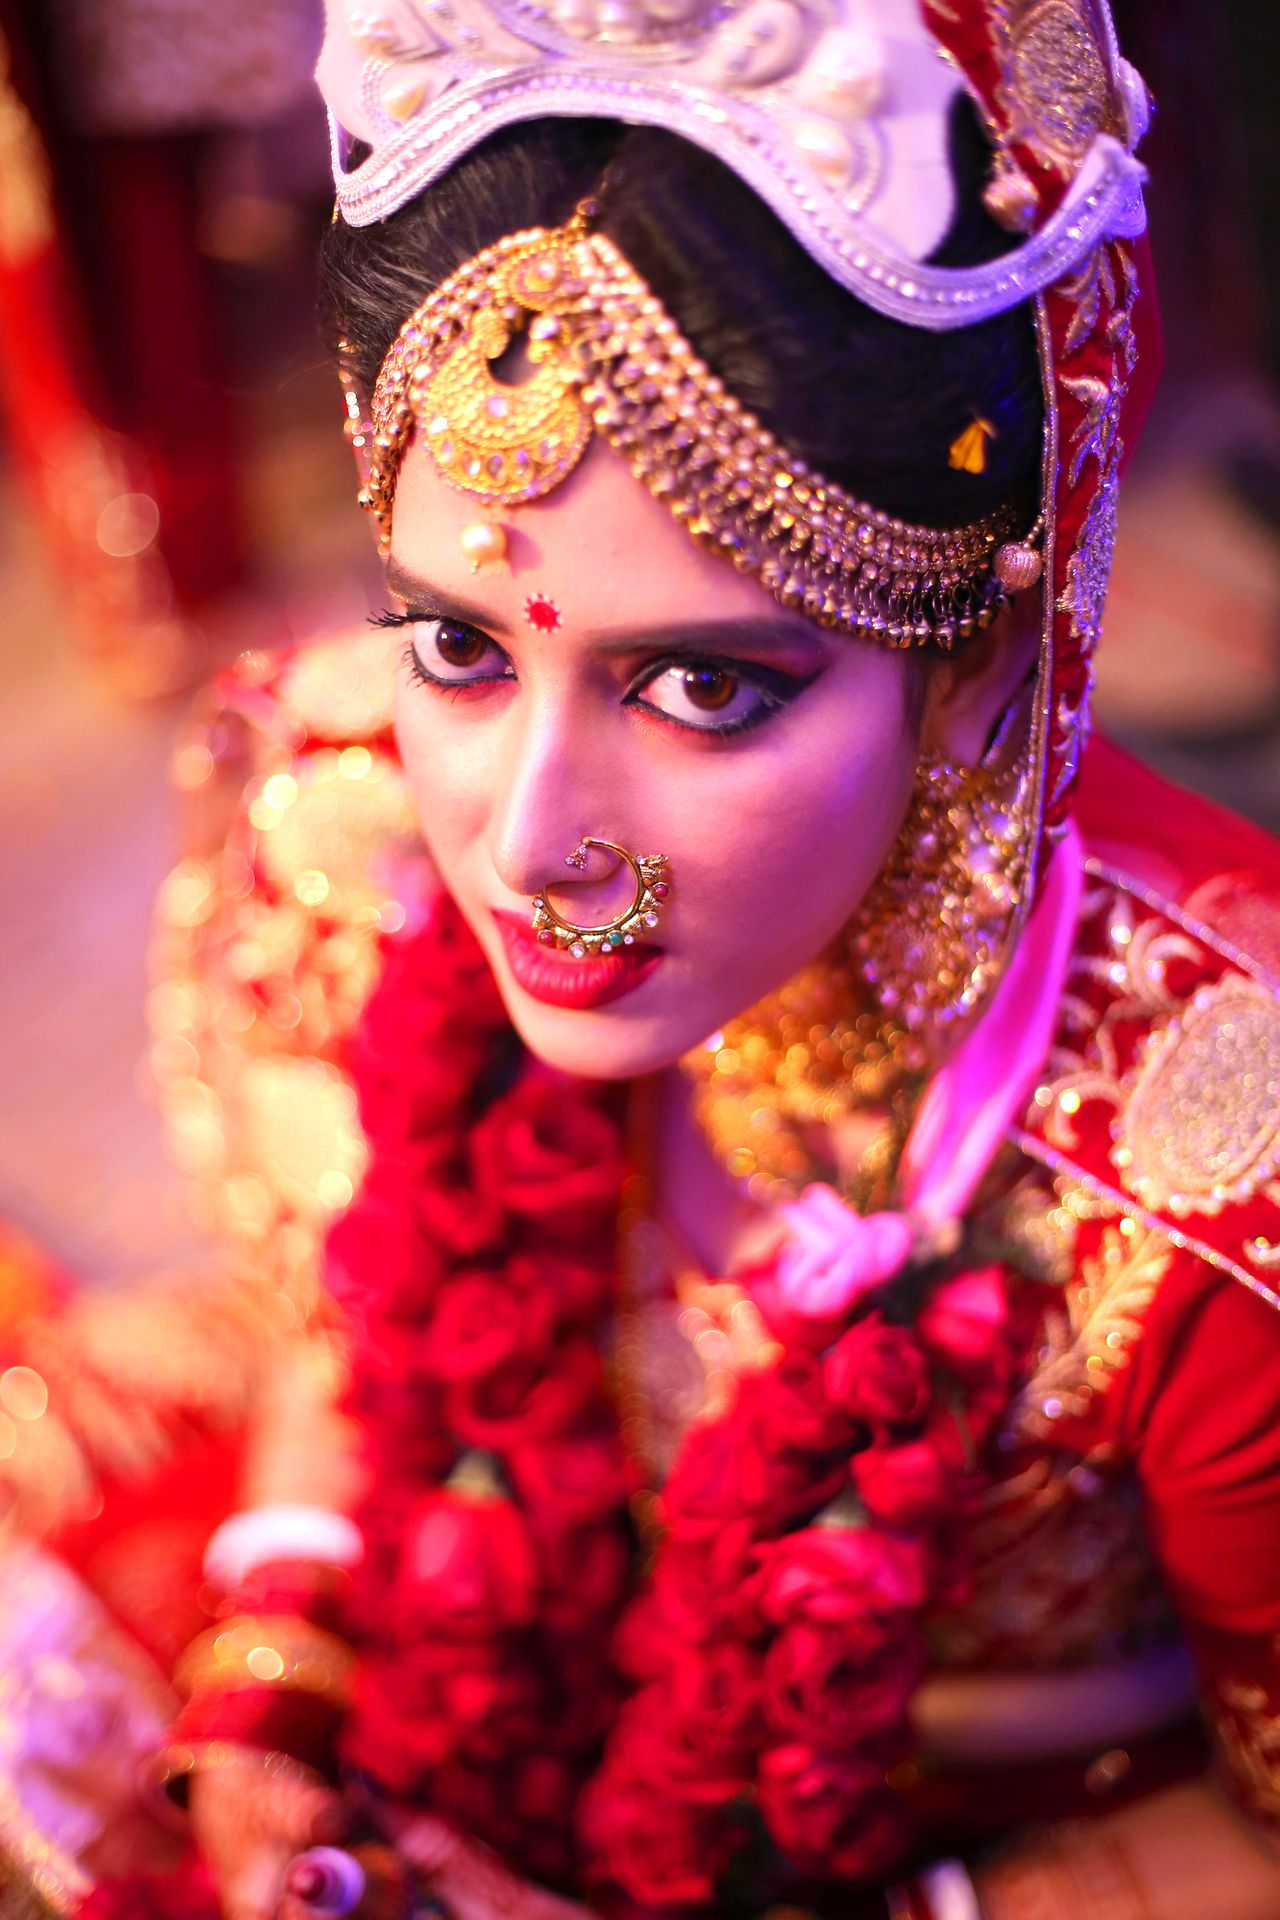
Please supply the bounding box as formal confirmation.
[188,1746,349,1920]
[374,1807,595,1920]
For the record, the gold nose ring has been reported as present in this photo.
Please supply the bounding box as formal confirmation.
[530,838,671,957]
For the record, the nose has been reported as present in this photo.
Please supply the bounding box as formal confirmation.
[488,691,629,910]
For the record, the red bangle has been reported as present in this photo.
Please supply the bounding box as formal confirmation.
[219,1557,353,1635]
[172,1682,345,1782]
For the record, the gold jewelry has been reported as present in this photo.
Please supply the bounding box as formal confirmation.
[948,416,995,474]
[993,510,1046,590]
[853,738,1032,1052]
[364,222,1038,651]
[531,838,670,956]
[174,1613,356,1710]
[146,1738,326,1810]
[680,950,920,1206]
[459,518,509,572]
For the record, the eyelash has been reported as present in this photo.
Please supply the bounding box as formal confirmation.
[373,608,810,739]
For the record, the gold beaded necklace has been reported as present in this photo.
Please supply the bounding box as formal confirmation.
[678,949,922,1209]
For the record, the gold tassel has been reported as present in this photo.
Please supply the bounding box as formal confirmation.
[948,417,995,475]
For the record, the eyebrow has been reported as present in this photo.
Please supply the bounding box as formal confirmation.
[385,558,513,635]
[384,558,830,667]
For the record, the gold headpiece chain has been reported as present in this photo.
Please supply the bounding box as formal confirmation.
[362,221,1041,649]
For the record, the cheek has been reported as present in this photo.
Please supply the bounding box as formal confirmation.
[663,676,916,949]
[393,682,493,875]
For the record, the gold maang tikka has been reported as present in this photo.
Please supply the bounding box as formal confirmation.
[361,217,1042,641]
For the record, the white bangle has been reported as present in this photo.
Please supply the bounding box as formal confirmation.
[203,1505,364,1590]
[919,1859,982,1920]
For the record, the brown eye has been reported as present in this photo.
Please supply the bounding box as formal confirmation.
[436,619,488,668]
[681,665,737,711]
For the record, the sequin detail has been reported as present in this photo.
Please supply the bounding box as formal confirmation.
[992,0,1121,172]
[1117,978,1280,1218]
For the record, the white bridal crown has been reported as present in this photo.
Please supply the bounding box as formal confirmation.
[318,0,1149,330]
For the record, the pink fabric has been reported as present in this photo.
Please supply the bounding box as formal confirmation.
[776,1187,914,1317]
[772,827,1082,1322]
[901,823,1084,1233]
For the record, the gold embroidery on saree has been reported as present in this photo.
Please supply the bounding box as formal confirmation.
[1007,1216,1173,1442]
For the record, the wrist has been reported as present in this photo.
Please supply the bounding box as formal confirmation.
[169,1604,356,1785]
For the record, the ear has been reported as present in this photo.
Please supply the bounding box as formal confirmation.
[918,594,1041,765]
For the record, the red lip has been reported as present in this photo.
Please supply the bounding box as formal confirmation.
[493,909,664,1009]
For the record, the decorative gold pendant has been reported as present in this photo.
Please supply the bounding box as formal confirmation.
[415,237,595,508]
[531,839,671,956]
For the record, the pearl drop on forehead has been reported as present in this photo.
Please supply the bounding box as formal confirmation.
[460,520,509,572]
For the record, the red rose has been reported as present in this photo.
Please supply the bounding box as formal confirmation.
[763,1620,923,1746]
[470,1070,625,1241]
[663,1383,846,1543]
[528,1519,631,1632]
[580,1773,737,1907]
[345,1650,455,1787]
[425,1268,557,1382]
[760,1350,854,1454]
[824,1316,931,1436]
[757,1743,908,1879]
[394,1490,538,1638]
[427,1643,543,1763]
[759,1526,926,1640]
[413,1173,507,1259]
[351,921,495,1147]
[348,1324,453,1476]
[538,1641,624,1753]
[446,1335,604,1450]
[608,1651,761,1809]
[324,1157,449,1323]
[351,1635,545,1781]
[509,1422,629,1527]
[852,1435,951,1527]
[748,1258,850,1356]
[620,1521,761,1670]
[916,1266,1011,1383]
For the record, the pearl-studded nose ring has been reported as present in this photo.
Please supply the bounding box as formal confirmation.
[530,839,671,957]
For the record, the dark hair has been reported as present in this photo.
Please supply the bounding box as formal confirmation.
[319,103,1041,531]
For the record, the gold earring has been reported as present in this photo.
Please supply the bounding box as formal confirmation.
[852,745,1031,1050]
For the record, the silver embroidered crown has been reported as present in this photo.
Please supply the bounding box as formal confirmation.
[318,0,1149,331]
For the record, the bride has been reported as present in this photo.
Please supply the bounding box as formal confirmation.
[9,2,1280,1917]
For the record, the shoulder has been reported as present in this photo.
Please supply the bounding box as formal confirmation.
[1014,734,1280,1320]
[152,628,426,1311]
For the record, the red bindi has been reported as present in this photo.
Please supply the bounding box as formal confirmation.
[524,593,562,633]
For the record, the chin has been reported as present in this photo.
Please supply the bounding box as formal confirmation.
[500,990,702,1081]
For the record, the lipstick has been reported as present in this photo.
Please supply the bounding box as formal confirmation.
[493,909,663,1010]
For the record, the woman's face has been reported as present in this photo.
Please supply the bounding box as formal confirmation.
[388,434,923,1080]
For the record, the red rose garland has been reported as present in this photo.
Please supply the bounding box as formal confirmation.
[327,898,1032,1909]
